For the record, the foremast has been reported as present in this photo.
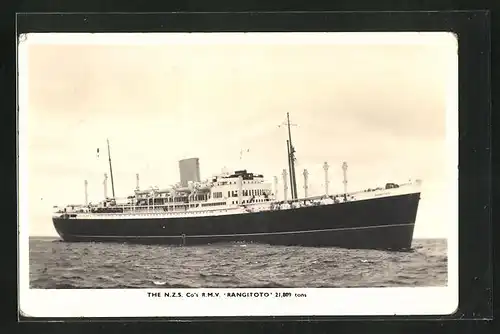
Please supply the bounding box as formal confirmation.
[107,138,116,198]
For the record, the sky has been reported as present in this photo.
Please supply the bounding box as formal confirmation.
[18,33,458,238]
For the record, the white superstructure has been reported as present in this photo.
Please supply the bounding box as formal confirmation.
[53,167,421,221]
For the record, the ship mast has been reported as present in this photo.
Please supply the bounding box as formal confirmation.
[286,139,294,199]
[107,138,116,198]
[286,113,298,200]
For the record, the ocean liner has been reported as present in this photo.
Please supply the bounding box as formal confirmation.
[52,113,421,251]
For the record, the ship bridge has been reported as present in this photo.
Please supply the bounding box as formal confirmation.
[210,169,274,206]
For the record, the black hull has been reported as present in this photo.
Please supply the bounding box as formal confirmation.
[53,193,420,251]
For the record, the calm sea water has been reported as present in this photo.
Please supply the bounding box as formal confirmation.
[28,237,447,289]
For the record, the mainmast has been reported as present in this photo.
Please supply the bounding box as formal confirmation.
[286,139,294,199]
[107,138,116,198]
[286,113,298,200]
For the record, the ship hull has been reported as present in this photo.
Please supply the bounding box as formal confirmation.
[52,192,420,251]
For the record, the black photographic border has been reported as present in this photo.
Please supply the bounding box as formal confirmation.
[6,8,492,332]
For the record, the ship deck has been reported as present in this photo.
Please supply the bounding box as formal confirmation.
[53,183,420,220]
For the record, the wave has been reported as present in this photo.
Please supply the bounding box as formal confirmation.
[28,238,448,289]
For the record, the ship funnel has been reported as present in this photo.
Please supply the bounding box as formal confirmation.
[179,158,201,187]
[136,173,140,190]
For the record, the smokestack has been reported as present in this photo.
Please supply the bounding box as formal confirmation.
[84,180,88,205]
[282,169,288,202]
[179,158,201,187]
[136,173,140,191]
[342,162,348,197]
[303,169,309,198]
[103,173,108,199]
[323,162,329,196]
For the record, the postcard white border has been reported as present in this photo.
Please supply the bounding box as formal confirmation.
[18,32,459,318]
